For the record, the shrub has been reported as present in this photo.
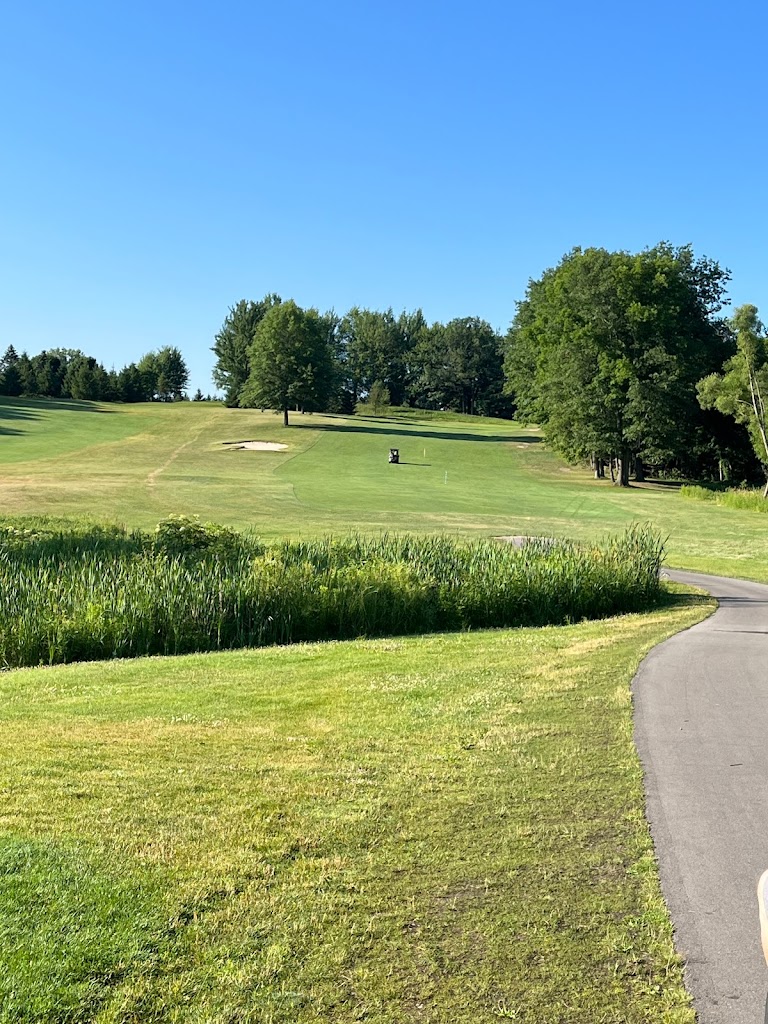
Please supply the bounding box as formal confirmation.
[153,514,246,556]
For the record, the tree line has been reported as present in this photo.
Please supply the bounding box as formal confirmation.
[8,241,766,488]
[212,297,511,424]
[0,346,190,402]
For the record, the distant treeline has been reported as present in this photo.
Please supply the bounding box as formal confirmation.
[0,345,190,403]
[212,297,513,420]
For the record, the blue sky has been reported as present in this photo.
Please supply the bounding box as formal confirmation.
[2,0,766,395]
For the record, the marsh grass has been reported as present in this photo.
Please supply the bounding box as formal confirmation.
[680,483,768,512]
[0,522,664,669]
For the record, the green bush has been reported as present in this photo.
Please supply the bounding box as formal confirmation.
[153,514,247,556]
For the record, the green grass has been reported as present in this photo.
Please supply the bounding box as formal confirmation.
[0,590,711,1023]
[0,399,734,1021]
[1,397,767,579]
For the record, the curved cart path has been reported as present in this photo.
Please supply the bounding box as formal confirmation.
[633,569,768,1022]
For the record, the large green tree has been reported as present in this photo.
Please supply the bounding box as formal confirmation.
[138,347,189,401]
[240,300,336,426]
[340,308,413,406]
[505,244,733,484]
[0,346,22,397]
[212,295,282,406]
[413,317,505,415]
[698,304,768,494]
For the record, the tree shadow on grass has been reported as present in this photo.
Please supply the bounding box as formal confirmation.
[657,587,714,610]
[0,404,39,424]
[0,397,117,416]
[0,397,117,438]
[288,420,541,445]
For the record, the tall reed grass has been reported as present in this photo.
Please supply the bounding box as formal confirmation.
[0,519,665,669]
[680,484,768,512]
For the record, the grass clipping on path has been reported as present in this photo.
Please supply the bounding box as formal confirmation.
[0,589,710,1023]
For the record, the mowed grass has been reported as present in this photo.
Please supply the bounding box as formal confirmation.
[0,592,711,1024]
[0,397,766,578]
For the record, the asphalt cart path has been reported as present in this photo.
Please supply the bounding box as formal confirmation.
[633,569,768,1022]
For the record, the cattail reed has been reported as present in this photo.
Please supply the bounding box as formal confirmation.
[0,519,665,669]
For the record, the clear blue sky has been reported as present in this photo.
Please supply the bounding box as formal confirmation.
[2,0,766,395]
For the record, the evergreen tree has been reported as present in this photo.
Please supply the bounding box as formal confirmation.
[0,346,22,397]
[212,295,282,406]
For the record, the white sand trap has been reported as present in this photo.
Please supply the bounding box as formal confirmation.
[222,440,288,451]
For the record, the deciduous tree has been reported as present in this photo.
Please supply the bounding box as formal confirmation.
[698,304,768,494]
[505,244,733,484]
[240,300,336,425]
[212,295,281,406]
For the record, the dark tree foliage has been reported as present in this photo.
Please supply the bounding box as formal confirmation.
[412,317,506,415]
[212,295,282,406]
[340,307,413,406]
[0,345,190,403]
[137,347,190,401]
[240,300,337,425]
[505,244,744,483]
[0,346,22,397]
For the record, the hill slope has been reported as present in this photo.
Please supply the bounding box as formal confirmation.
[0,397,766,577]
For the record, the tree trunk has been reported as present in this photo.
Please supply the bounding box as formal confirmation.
[763,477,768,498]
[614,450,630,487]
[594,458,605,479]
[283,407,289,427]
[609,458,616,484]
[620,452,631,487]
[634,456,645,482]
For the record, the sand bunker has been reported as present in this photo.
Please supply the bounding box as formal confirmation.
[222,440,288,451]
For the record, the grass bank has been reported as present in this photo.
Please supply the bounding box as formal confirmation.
[0,590,712,1023]
[0,519,663,668]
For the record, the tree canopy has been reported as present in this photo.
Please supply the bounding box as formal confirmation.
[240,300,337,425]
[413,317,506,416]
[138,347,190,401]
[212,295,282,406]
[0,345,190,403]
[698,304,768,493]
[505,244,735,484]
